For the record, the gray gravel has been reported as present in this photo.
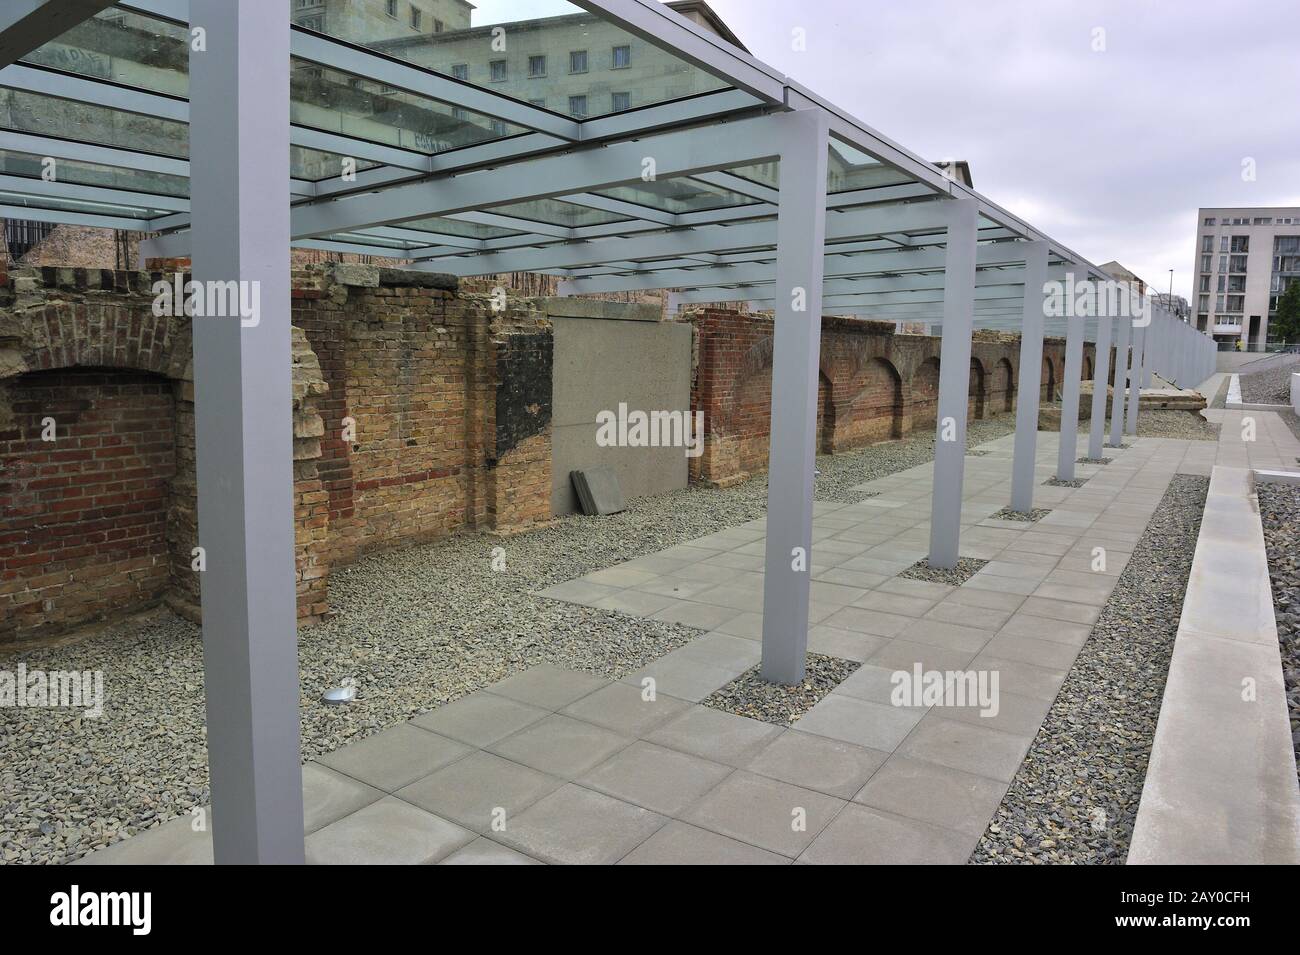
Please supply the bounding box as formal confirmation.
[702,653,859,726]
[1044,477,1087,488]
[970,474,1208,864]
[900,556,988,587]
[0,413,1021,864]
[991,506,1052,523]
[1239,362,1299,404]
[1257,482,1300,780]
[1077,456,1112,466]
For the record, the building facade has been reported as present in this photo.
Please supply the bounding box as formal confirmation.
[1191,207,1300,349]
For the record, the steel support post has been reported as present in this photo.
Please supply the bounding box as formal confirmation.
[1055,283,1087,481]
[1088,315,1113,461]
[1125,321,1146,435]
[1109,316,1131,447]
[1009,241,1048,513]
[190,0,305,864]
[759,110,829,685]
[927,199,980,569]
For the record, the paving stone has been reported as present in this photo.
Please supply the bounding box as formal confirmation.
[939,689,1053,737]
[488,714,632,778]
[799,803,975,864]
[395,751,563,833]
[807,624,887,662]
[968,653,1067,701]
[412,691,550,747]
[74,812,212,865]
[650,599,742,630]
[485,663,610,710]
[897,618,994,653]
[923,600,1013,631]
[867,638,978,673]
[618,820,790,865]
[439,837,543,865]
[592,589,678,616]
[305,797,474,865]
[982,632,1082,670]
[791,694,925,751]
[851,590,936,617]
[645,705,784,767]
[622,652,745,703]
[682,770,845,858]
[996,613,1092,647]
[560,682,692,737]
[578,740,733,816]
[534,579,621,606]
[896,715,1032,782]
[496,784,666,865]
[317,723,471,792]
[853,755,1008,835]
[1019,595,1102,625]
[302,763,384,835]
[822,605,915,638]
[746,730,887,798]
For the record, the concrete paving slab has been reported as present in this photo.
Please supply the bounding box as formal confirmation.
[496,784,665,865]
[578,740,733,816]
[618,820,790,865]
[395,751,563,834]
[305,797,474,865]
[488,714,632,779]
[317,723,472,793]
[681,770,845,858]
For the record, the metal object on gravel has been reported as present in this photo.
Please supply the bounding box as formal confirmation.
[702,653,860,726]
[1256,482,1300,782]
[971,474,1209,865]
[899,556,988,586]
[991,506,1052,523]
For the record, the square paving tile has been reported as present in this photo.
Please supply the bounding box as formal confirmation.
[969,653,1067,701]
[791,694,925,751]
[940,689,1054,737]
[496,784,666,865]
[560,682,692,737]
[651,600,742,630]
[489,714,632,778]
[302,763,385,835]
[578,740,733,816]
[853,755,1008,836]
[317,723,471,792]
[623,650,745,703]
[807,625,887,662]
[618,820,789,865]
[486,664,609,711]
[645,705,784,767]
[411,691,550,747]
[982,632,1081,670]
[305,797,474,865]
[682,770,845,858]
[822,605,914,638]
[395,751,563,833]
[745,730,887,798]
[439,837,542,865]
[798,803,975,864]
[896,618,993,654]
[896,715,1032,783]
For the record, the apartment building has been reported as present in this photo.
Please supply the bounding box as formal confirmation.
[1191,207,1300,349]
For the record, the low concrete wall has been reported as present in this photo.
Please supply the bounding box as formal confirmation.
[547,299,692,516]
[1128,466,1300,864]
[1292,372,1300,414]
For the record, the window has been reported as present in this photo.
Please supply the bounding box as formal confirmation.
[1219,255,1228,272]
[568,94,588,118]
[1231,235,1249,253]
[450,63,468,81]
[491,120,510,136]
[1219,235,1229,252]
[298,14,324,30]
[1201,254,1212,273]
[1198,295,1210,312]
[1203,217,1216,226]
[612,45,631,68]
[1229,255,1248,272]
[1199,274,1210,292]
[1217,274,1225,292]
[410,6,421,29]
[434,18,443,33]
[385,0,397,16]
[569,50,588,73]
[1201,235,1213,253]
[490,59,508,82]
[1216,295,1225,310]
[1228,275,1246,292]
[1226,295,1245,312]
[611,91,630,112]
[1254,217,1271,225]
[528,55,547,78]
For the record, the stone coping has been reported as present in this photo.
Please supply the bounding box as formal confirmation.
[1128,465,1300,864]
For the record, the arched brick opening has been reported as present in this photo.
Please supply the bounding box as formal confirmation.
[968,357,987,421]
[1042,355,1057,402]
[911,356,941,431]
[996,357,1015,412]
[0,367,177,641]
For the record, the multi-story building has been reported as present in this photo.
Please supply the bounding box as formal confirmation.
[1191,207,1300,349]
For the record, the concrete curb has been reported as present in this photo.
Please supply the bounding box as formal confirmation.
[1128,466,1300,865]
[1225,373,1294,412]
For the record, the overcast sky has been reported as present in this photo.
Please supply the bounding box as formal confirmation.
[706,0,1300,299]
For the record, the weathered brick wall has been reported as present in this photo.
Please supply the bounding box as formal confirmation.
[687,308,1086,485]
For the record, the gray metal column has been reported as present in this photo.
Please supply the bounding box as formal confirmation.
[1143,315,1157,386]
[760,110,829,685]
[1087,315,1113,460]
[1009,241,1048,513]
[927,199,979,569]
[191,0,305,864]
[1055,280,1086,481]
[1125,321,1145,434]
[1108,316,1130,447]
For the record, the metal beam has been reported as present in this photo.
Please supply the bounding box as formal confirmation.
[189,0,304,865]
[1010,242,1048,514]
[0,1,116,69]
[1088,315,1113,460]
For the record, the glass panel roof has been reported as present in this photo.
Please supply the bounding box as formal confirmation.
[398,215,524,239]
[489,198,631,228]
[0,190,165,219]
[0,87,187,158]
[729,145,915,195]
[0,147,188,197]
[303,0,730,122]
[592,176,758,214]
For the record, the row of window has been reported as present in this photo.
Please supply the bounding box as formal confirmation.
[1203,215,1298,226]
[1198,294,1246,314]
[383,0,444,33]
[1200,234,1250,254]
[1199,274,1247,293]
[1198,254,1249,274]
[458,47,632,84]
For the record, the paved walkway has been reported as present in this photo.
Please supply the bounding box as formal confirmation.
[78,408,1300,864]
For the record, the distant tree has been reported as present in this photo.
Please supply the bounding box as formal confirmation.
[1274,279,1300,344]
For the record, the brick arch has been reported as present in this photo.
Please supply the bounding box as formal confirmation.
[911,356,941,431]
[995,357,1015,412]
[968,356,987,421]
[8,302,190,383]
[837,355,904,447]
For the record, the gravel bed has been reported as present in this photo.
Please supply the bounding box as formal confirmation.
[1044,477,1087,488]
[991,506,1052,523]
[1256,482,1300,780]
[701,653,859,726]
[1276,408,1300,447]
[1208,377,1229,410]
[966,449,990,457]
[0,413,1021,864]
[970,474,1208,864]
[1076,456,1111,466]
[1239,362,1299,404]
[899,556,988,586]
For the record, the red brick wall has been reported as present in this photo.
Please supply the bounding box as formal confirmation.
[0,368,175,640]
